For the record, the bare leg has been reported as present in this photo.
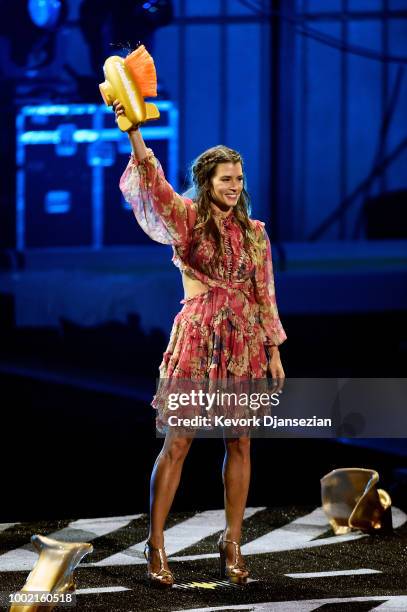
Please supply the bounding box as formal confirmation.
[222,436,251,563]
[147,430,194,573]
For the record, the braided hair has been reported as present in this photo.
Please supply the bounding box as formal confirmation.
[190,145,261,261]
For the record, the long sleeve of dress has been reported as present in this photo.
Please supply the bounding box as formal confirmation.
[119,149,197,245]
[253,222,287,347]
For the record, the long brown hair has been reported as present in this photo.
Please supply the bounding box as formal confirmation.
[190,145,260,260]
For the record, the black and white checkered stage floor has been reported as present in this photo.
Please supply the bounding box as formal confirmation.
[1,504,407,611]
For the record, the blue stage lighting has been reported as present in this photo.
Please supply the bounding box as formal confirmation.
[87,142,116,167]
[1,0,68,67]
[56,124,77,156]
[16,102,178,249]
[28,0,64,30]
[45,190,71,214]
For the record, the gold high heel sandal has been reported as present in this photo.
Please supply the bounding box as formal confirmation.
[217,532,249,584]
[144,540,174,588]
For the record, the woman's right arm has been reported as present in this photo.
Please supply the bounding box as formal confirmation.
[127,127,149,161]
[114,100,196,246]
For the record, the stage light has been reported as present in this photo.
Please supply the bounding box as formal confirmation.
[142,0,170,15]
[0,0,68,68]
[28,0,65,30]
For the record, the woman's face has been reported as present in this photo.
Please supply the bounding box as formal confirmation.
[210,162,243,211]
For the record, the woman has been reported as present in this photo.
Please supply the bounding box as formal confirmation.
[114,100,286,588]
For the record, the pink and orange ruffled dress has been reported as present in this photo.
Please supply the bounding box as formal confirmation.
[120,150,287,429]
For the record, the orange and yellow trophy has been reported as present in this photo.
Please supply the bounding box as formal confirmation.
[99,45,160,131]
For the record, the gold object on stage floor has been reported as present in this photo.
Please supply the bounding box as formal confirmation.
[321,467,392,534]
[9,534,93,612]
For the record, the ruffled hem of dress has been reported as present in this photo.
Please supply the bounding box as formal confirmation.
[151,294,269,418]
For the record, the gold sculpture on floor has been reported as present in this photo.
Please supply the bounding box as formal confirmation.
[321,467,392,534]
[9,535,93,612]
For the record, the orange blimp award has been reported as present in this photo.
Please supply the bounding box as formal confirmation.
[99,45,160,131]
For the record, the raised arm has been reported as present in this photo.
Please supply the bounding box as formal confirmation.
[115,100,196,245]
[127,125,149,161]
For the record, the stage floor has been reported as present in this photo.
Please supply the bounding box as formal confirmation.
[1,505,407,611]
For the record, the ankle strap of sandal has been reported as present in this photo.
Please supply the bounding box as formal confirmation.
[221,538,240,546]
[145,540,166,551]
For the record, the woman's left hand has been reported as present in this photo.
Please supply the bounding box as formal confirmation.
[267,347,285,393]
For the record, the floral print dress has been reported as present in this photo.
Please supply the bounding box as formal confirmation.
[120,150,287,428]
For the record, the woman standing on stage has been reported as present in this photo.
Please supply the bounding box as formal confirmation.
[115,99,286,588]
